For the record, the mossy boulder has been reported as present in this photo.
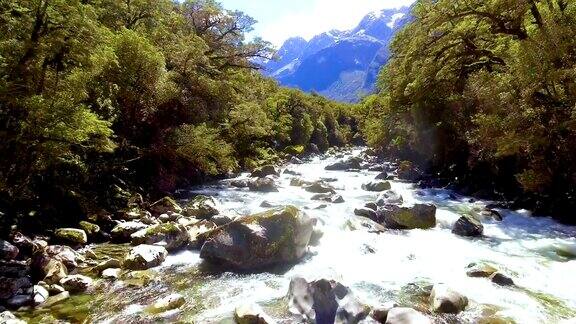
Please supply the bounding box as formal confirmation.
[183,195,219,220]
[466,262,498,278]
[54,228,88,245]
[200,206,314,270]
[130,222,189,252]
[248,178,279,192]
[285,145,305,156]
[452,216,484,237]
[111,221,148,242]
[381,204,437,230]
[148,294,186,314]
[304,181,336,194]
[325,157,362,171]
[430,284,468,314]
[149,197,182,216]
[79,221,100,236]
[362,181,392,192]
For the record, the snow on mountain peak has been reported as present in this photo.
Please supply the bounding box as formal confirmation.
[387,13,406,29]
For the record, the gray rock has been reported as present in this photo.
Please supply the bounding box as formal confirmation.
[354,208,378,222]
[375,172,389,180]
[251,165,279,178]
[304,181,336,194]
[465,262,498,278]
[248,177,279,192]
[45,245,81,270]
[376,191,403,206]
[43,291,70,307]
[200,206,314,270]
[187,220,217,249]
[365,203,378,211]
[335,294,371,324]
[234,303,273,324]
[149,197,183,216]
[183,195,219,219]
[429,284,468,314]
[288,277,351,323]
[385,307,431,324]
[230,179,249,188]
[111,221,149,242]
[325,158,362,171]
[33,285,49,305]
[345,217,386,233]
[122,245,168,270]
[0,240,19,261]
[150,293,185,313]
[311,193,345,204]
[490,273,515,287]
[0,276,32,300]
[94,258,122,274]
[101,268,121,279]
[6,294,32,309]
[452,216,483,237]
[0,311,26,324]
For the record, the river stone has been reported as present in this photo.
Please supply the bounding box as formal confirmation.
[385,307,431,324]
[111,221,149,242]
[79,221,100,236]
[187,220,218,249]
[41,258,68,285]
[234,303,273,324]
[60,274,93,293]
[490,273,515,287]
[375,171,389,180]
[290,157,304,165]
[0,277,32,300]
[149,197,183,216]
[370,302,399,323]
[430,284,468,314]
[251,165,279,178]
[94,258,121,274]
[288,277,351,323]
[380,204,436,230]
[211,215,235,226]
[33,284,49,305]
[130,222,189,252]
[123,245,168,270]
[354,208,378,222]
[0,311,26,324]
[6,294,32,309]
[0,240,19,261]
[260,201,281,208]
[230,179,249,188]
[362,181,392,192]
[45,245,81,270]
[345,217,386,233]
[311,193,344,204]
[452,216,484,237]
[150,293,185,313]
[248,177,279,192]
[183,195,219,219]
[396,161,422,181]
[335,294,371,324]
[365,203,378,211]
[290,178,310,187]
[376,191,403,206]
[325,157,362,171]
[101,268,121,279]
[54,228,87,245]
[304,182,336,194]
[200,206,314,270]
[466,263,498,278]
[43,291,70,308]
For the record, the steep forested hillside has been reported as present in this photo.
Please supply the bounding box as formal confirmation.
[358,0,576,223]
[0,0,357,233]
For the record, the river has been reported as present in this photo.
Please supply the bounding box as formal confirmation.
[21,148,576,323]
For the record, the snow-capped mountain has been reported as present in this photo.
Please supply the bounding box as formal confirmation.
[264,7,411,102]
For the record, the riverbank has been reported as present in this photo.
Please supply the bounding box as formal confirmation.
[1,147,575,323]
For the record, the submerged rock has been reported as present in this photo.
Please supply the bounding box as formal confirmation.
[234,303,273,324]
[380,204,437,230]
[345,217,386,233]
[248,178,279,192]
[452,216,484,237]
[150,293,185,313]
[325,157,362,171]
[200,206,314,270]
[123,245,168,270]
[130,222,189,252]
[54,228,87,245]
[429,284,468,314]
[311,193,345,204]
[362,181,392,192]
[385,307,431,324]
[183,195,219,219]
[490,273,515,287]
[466,262,498,278]
[304,181,336,194]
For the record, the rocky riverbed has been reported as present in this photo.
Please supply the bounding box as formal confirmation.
[1,148,576,323]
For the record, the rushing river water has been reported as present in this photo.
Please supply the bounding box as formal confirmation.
[21,148,576,323]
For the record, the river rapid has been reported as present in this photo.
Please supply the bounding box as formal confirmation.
[21,148,576,323]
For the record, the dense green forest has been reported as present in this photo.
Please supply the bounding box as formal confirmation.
[0,0,357,233]
[358,0,576,223]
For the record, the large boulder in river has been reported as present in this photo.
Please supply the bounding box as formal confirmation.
[380,204,436,230]
[251,165,279,178]
[0,240,19,260]
[362,181,391,192]
[183,195,219,219]
[131,222,189,251]
[54,228,87,245]
[248,177,279,192]
[452,216,483,237]
[325,157,362,171]
[123,245,168,270]
[149,197,183,216]
[200,206,314,270]
[385,307,431,324]
[429,284,468,314]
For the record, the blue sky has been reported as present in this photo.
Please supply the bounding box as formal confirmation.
[218,0,416,47]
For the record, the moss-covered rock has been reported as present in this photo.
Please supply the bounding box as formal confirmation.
[122,245,167,270]
[111,221,148,242]
[148,294,185,314]
[381,204,437,230]
[200,206,314,270]
[149,197,183,216]
[430,284,468,314]
[304,181,336,194]
[130,222,189,252]
[54,228,88,245]
[248,178,279,192]
[79,221,100,236]
[183,195,219,220]
[361,181,391,192]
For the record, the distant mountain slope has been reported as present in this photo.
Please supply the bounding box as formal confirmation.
[264,7,411,103]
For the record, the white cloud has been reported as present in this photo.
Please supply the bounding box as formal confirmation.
[257,0,415,46]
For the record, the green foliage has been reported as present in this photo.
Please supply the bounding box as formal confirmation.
[360,0,576,216]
